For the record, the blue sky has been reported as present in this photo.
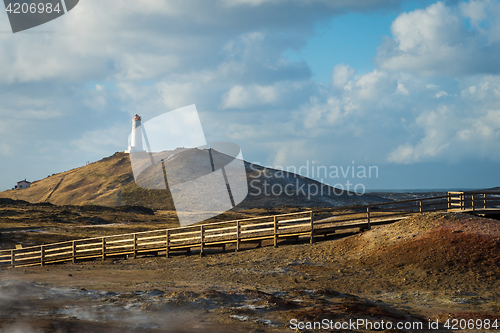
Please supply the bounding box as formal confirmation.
[285,11,396,84]
[1,0,500,191]
[285,0,438,84]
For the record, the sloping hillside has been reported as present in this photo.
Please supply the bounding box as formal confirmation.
[0,151,386,209]
[0,153,172,209]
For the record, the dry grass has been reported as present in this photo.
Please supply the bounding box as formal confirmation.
[0,199,311,249]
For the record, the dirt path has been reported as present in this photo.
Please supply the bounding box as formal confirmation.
[43,175,65,203]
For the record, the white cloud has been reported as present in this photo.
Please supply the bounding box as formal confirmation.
[221,84,279,109]
[435,91,448,98]
[377,1,500,76]
[388,106,454,163]
[387,145,415,164]
[300,96,344,130]
[72,125,129,155]
[396,81,409,95]
[157,82,197,110]
[2,0,500,190]
[220,0,401,10]
[332,64,354,88]
[387,77,500,164]
[460,0,488,22]
[270,140,314,169]
[0,0,400,85]
[352,70,392,100]
[83,87,109,111]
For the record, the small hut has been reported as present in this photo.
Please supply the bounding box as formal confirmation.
[15,179,31,190]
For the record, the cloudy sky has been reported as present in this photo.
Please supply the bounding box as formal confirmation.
[1,0,500,191]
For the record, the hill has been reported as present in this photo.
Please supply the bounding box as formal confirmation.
[0,151,386,210]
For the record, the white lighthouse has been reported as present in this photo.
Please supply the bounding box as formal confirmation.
[126,114,145,153]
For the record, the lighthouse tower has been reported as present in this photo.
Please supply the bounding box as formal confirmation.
[126,114,145,153]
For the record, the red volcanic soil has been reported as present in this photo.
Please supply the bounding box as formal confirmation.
[365,216,500,276]
[1,211,499,332]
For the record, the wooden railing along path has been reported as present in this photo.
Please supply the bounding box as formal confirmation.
[1,191,499,268]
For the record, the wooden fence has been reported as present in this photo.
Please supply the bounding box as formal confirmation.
[1,191,499,268]
[447,191,500,211]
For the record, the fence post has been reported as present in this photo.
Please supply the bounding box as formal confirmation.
[472,194,475,211]
[11,249,14,268]
[236,221,240,252]
[72,241,76,263]
[461,194,465,210]
[484,193,487,209]
[101,237,106,261]
[40,246,45,266]
[419,200,423,214]
[133,233,137,259]
[200,226,204,257]
[309,211,314,244]
[165,230,170,258]
[366,207,371,230]
[273,216,278,248]
[447,194,451,209]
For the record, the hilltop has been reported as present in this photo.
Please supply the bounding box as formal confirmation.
[0,151,386,210]
[0,153,161,208]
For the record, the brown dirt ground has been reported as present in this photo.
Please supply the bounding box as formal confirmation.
[1,209,500,332]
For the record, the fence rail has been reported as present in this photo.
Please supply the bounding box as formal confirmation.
[1,191,499,268]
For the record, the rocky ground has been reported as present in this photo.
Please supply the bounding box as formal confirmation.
[1,202,499,332]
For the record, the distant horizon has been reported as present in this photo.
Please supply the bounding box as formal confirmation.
[1,149,498,193]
